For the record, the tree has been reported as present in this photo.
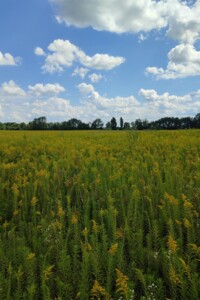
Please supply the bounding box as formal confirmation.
[135,119,143,130]
[193,113,200,128]
[142,119,149,130]
[131,122,136,129]
[66,118,82,129]
[120,117,124,130]
[106,121,111,129]
[124,122,130,130]
[32,116,47,130]
[111,117,117,130]
[91,118,104,129]
[179,117,192,129]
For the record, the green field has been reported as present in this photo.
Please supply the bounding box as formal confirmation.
[0,130,200,299]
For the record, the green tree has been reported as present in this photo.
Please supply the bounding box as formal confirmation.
[91,118,104,129]
[193,113,200,128]
[106,121,111,129]
[124,122,130,130]
[111,117,117,130]
[120,117,124,130]
[135,119,143,130]
[32,117,47,130]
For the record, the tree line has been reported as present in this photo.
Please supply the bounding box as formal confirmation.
[0,113,200,130]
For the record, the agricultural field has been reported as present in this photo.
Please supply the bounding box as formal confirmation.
[0,130,200,300]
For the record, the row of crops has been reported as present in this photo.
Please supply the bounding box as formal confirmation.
[0,130,199,299]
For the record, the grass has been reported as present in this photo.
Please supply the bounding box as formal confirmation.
[0,130,199,299]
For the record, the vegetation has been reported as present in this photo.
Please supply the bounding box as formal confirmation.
[0,130,200,299]
[1,113,200,130]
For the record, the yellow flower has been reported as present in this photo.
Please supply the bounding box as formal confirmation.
[31,196,38,206]
[18,200,23,207]
[82,227,89,237]
[167,235,178,253]
[175,219,182,225]
[91,280,106,299]
[27,253,35,260]
[87,243,92,251]
[116,269,129,296]
[13,210,19,217]
[108,243,118,256]
[71,214,78,224]
[3,220,9,228]
[183,218,191,228]
[165,193,178,205]
[115,228,124,239]
[169,266,181,285]
[57,207,64,217]
[12,183,19,198]
[43,265,54,280]
[54,219,62,230]
[91,220,99,232]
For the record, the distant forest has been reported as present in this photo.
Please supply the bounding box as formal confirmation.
[1,113,200,130]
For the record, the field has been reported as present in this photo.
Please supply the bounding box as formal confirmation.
[0,130,200,300]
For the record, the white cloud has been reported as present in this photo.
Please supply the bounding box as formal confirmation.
[77,82,95,94]
[146,44,200,79]
[77,82,139,111]
[0,103,3,118]
[34,47,46,56]
[32,97,73,117]
[28,83,65,96]
[0,51,20,66]
[166,0,200,44]
[42,39,79,73]
[50,0,200,44]
[50,0,200,43]
[89,73,103,83]
[41,39,125,73]
[79,53,125,70]
[0,81,26,96]
[72,67,89,79]
[138,88,199,117]
[138,33,148,43]
[50,0,168,33]
[1,81,200,123]
[139,88,191,103]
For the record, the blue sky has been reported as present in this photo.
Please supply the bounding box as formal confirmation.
[1,0,200,123]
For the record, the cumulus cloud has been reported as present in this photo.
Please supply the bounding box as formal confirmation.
[77,82,139,111]
[79,53,125,70]
[146,44,200,79]
[41,39,125,73]
[138,88,199,116]
[1,80,200,123]
[0,80,26,96]
[72,67,89,79]
[0,51,20,66]
[32,97,73,117]
[51,0,167,33]
[0,103,3,117]
[48,1,200,81]
[139,88,191,103]
[50,0,200,44]
[77,82,95,94]
[34,47,46,56]
[28,83,65,96]
[89,73,103,83]
[166,0,200,44]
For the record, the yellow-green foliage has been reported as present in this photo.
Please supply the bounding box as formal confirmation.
[0,130,200,299]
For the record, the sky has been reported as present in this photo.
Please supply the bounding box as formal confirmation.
[1,0,200,124]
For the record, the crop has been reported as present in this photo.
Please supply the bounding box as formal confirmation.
[0,130,199,299]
